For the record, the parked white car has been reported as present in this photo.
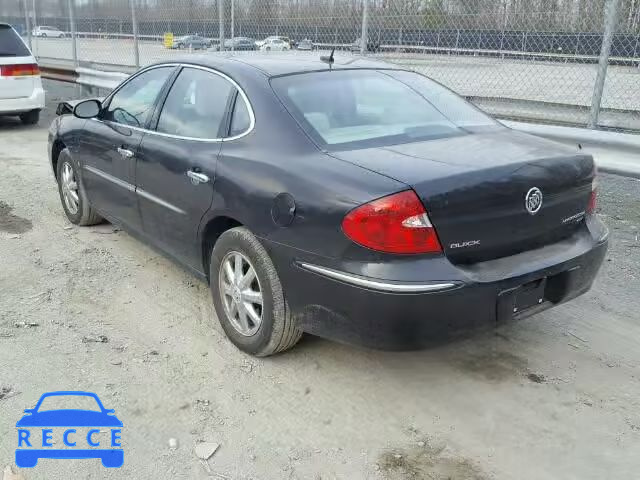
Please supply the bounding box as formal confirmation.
[260,37,290,51]
[32,25,66,38]
[0,23,45,125]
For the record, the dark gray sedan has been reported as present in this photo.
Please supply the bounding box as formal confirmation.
[48,55,607,356]
[172,35,210,50]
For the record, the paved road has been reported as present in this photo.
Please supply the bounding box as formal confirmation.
[0,82,639,479]
[30,37,640,115]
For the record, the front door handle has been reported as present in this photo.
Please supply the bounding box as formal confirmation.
[117,147,134,159]
[187,170,209,184]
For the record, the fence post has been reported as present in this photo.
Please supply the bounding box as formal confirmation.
[68,0,77,66]
[130,0,140,68]
[23,0,32,50]
[218,0,225,51]
[230,0,234,51]
[588,0,621,129]
[31,0,37,52]
[360,0,369,54]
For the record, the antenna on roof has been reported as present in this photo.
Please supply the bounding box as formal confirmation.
[320,48,335,70]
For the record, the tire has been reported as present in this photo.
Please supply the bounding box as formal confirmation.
[56,148,103,226]
[41,33,47,38]
[19,110,39,125]
[210,227,302,356]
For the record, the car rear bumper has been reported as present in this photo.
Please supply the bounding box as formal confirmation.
[264,216,609,350]
[0,83,45,115]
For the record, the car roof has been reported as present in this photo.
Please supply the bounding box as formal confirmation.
[159,53,399,78]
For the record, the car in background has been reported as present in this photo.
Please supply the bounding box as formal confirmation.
[260,37,290,51]
[171,35,210,50]
[296,39,314,51]
[32,25,66,38]
[350,37,380,53]
[0,23,44,125]
[220,37,257,51]
[256,36,293,49]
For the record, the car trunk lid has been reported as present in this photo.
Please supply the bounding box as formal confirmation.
[331,129,595,264]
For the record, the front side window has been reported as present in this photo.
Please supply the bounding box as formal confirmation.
[156,68,234,139]
[103,67,173,127]
[271,69,501,150]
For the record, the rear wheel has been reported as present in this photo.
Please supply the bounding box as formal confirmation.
[19,110,39,125]
[56,148,103,226]
[210,227,302,356]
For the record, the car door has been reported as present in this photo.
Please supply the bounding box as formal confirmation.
[78,66,175,229]
[135,66,236,269]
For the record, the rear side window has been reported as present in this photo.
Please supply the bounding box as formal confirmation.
[229,94,251,137]
[0,25,31,57]
[157,68,233,139]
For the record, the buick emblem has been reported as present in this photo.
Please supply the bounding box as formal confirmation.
[525,187,543,215]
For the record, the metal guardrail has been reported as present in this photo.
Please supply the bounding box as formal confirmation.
[38,61,639,132]
[35,62,640,178]
[39,64,128,90]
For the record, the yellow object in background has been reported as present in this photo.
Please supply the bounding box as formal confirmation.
[164,32,174,48]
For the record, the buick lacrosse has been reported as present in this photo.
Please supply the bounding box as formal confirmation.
[48,54,608,355]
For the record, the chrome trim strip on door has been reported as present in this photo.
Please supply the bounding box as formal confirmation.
[298,263,460,293]
[83,165,186,215]
[97,62,255,143]
[83,165,135,191]
[136,188,186,215]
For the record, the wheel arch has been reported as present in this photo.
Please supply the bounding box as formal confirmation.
[51,139,67,180]
[201,215,243,282]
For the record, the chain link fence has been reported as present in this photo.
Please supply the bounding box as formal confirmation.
[1,0,639,130]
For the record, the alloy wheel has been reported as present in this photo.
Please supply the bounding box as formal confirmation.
[219,251,263,336]
[61,162,79,215]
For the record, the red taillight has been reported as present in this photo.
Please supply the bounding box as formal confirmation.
[587,184,597,215]
[342,190,442,254]
[0,63,40,77]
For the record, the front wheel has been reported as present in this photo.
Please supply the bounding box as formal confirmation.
[210,227,302,356]
[56,148,103,226]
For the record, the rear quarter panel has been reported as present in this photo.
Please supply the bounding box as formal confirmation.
[204,70,408,260]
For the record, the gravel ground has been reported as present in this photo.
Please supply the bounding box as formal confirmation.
[0,83,639,480]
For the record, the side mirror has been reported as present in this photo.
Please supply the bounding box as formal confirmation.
[23,409,34,414]
[73,99,102,119]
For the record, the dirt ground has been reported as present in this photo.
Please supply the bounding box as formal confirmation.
[1,114,640,479]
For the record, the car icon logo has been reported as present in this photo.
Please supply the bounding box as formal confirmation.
[525,187,543,215]
[15,391,123,468]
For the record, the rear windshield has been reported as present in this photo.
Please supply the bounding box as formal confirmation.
[271,69,499,150]
[0,25,31,57]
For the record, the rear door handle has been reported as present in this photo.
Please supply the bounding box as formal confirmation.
[117,147,134,159]
[187,170,209,184]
